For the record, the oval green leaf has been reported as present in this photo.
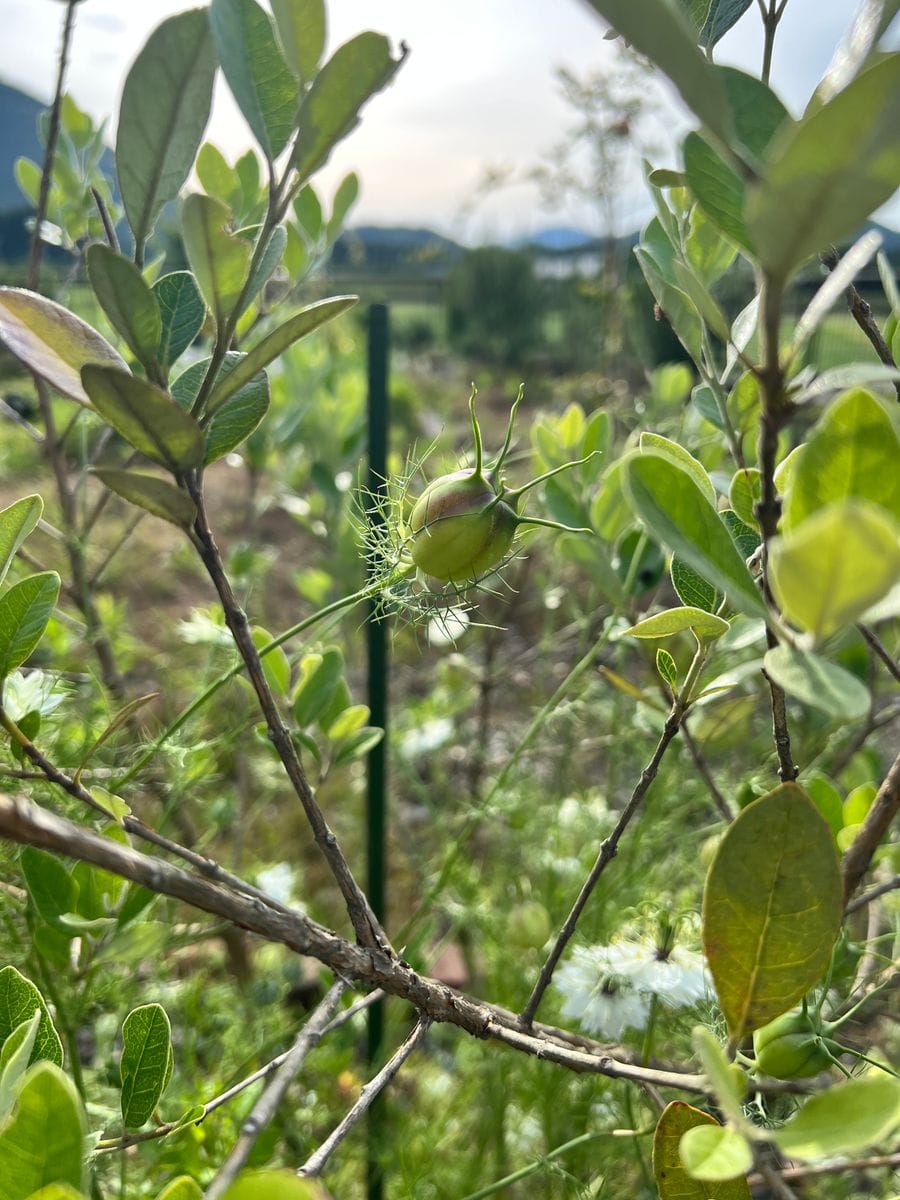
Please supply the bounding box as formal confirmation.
[117,9,216,252]
[623,606,729,641]
[654,1102,752,1199]
[782,389,900,530]
[0,288,126,406]
[773,1073,900,1161]
[0,496,42,589]
[86,245,161,375]
[223,1172,330,1200]
[153,272,206,371]
[206,296,356,413]
[703,783,842,1038]
[746,55,900,281]
[210,0,298,160]
[171,353,269,463]
[0,573,60,681]
[292,32,404,179]
[181,194,253,329]
[271,0,325,85]
[0,968,62,1068]
[0,1063,86,1199]
[678,1125,753,1182]
[120,1003,173,1129]
[80,365,204,472]
[91,470,196,531]
[764,644,870,722]
[769,500,900,641]
[155,1178,204,1200]
[622,449,767,618]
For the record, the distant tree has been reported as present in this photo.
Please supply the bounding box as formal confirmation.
[446,245,544,364]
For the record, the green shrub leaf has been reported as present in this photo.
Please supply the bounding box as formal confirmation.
[0,573,60,682]
[116,9,216,252]
[120,1003,173,1129]
[773,1073,900,1160]
[678,1124,753,1182]
[623,606,729,641]
[91,470,196,531]
[764,644,870,721]
[293,33,404,179]
[769,500,900,640]
[171,353,270,464]
[0,1011,41,1124]
[155,1178,204,1200]
[222,1170,330,1199]
[0,496,42,589]
[20,849,77,936]
[181,194,253,329]
[206,296,356,413]
[210,0,298,160]
[653,1101,751,1198]
[0,1063,86,1198]
[80,366,204,472]
[0,968,62,1068]
[622,450,766,618]
[271,0,326,85]
[86,245,162,375]
[153,273,206,371]
[703,783,842,1038]
[0,288,126,406]
[782,389,900,530]
[746,54,900,281]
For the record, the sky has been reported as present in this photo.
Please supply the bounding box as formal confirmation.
[0,0,896,242]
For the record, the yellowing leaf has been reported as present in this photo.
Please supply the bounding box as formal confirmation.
[769,500,900,641]
[703,783,842,1038]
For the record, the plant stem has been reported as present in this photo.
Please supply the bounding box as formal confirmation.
[842,748,900,902]
[396,620,614,945]
[204,981,347,1199]
[187,479,389,952]
[459,1131,608,1200]
[299,1017,431,1179]
[520,704,683,1027]
[756,275,798,783]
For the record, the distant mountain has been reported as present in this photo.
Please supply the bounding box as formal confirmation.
[330,225,464,275]
[513,226,594,251]
[0,82,44,215]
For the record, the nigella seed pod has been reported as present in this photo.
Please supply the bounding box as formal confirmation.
[409,469,518,583]
[752,1011,834,1079]
[405,385,599,589]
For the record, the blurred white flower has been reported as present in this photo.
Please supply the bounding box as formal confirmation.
[555,939,710,1038]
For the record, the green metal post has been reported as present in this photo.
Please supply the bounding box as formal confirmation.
[366,303,390,1200]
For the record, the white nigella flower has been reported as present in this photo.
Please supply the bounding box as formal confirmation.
[555,939,710,1038]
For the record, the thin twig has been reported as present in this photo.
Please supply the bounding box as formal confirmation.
[842,749,900,902]
[680,722,734,821]
[751,1150,900,1183]
[845,873,900,914]
[0,399,44,442]
[205,981,347,1199]
[187,481,389,953]
[859,624,900,686]
[753,1147,799,1200]
[520,708,683,1026]
[0,792,714,1095]
[299,1016,431,1178]
[27,0,77,287]
[756,276,798,783]
[822,249,900,402]
[88,510,146,587]
[91,186,119,253]
[96,986,378,1155]
[0,709,298,917]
